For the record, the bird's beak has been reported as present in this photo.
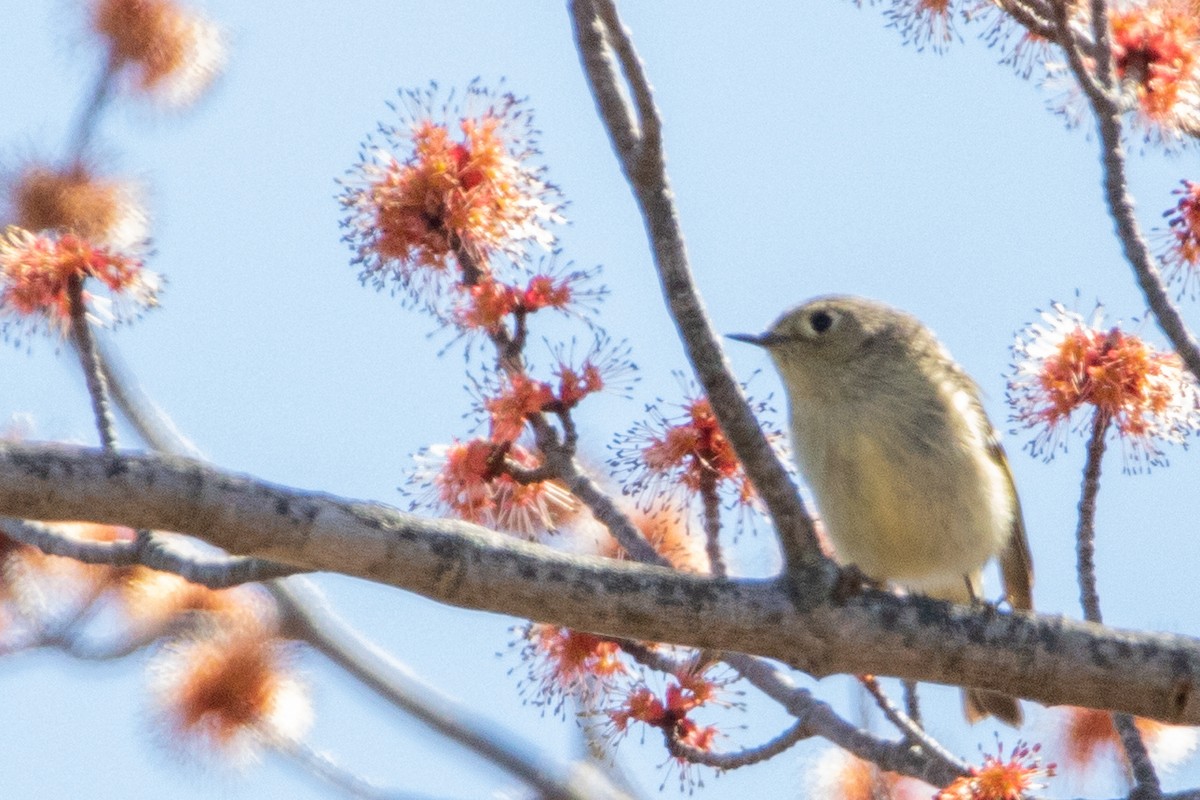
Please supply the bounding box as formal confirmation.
[727,331,777,348]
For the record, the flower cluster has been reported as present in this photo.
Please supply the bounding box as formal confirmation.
[870,0,1200,146]
[340,82,565,318]
[604,672,727,763]
[1008,303,1200,465]
[1158,179,1200,293]
[1109,0,1200,141]
[0,226,159,339]
[453,265,604,332]
[612,385,779,517]
[375,86,631,555]
[408,439,579,538]
[885,0,957,54]
[476,338,632,441]
[515,624,629,715]
[935,741,1055,800]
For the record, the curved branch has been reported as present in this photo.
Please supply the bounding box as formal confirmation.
[3,441,1200,730]
[857,675,963,771]
[271,579,635,800]
[665,719,809,771]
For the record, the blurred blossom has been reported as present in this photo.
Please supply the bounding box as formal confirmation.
[1109,0,1200,142]
[802,747,932,800]
[1055,707,1198,778]
[8,161,147,250]
[148,620,311,764]
[609,508,709,572]
[115,567,271,640]
[91,0,225,106]
[1,523,133,630]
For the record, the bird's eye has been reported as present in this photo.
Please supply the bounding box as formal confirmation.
[808,310,835,334]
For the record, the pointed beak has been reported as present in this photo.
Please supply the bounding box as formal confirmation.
[727,331,777,348]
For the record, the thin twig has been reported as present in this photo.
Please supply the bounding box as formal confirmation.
[902,679,923,730]
[92,332,204,457]
[858,676,956,766]
[1054,6,1193,788]
[67,276,119,451]
[698,472,725,577]
[0,516,138,565]
[591,0,661,171]
[1115,712,1164,800]
[1075,412,1162,798]
[67,58,116,156]
[665,718,809,770]
[722,654,968,785]
[140,531,306,586]
[997,0,1059,42]
[276,738,418,800]
[0,517,303,587]
[1076,412,1108,624]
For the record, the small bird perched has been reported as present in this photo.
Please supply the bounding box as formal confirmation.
[730,295,1033,726]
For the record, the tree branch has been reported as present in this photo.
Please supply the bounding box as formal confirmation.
[665,719,809,771]
[569,0,823,582]
[1074,413,1163,798]
[271,578,636,800]
[0,517,303,587]
[1054,0,1200,382]
[68,276,119,452]
[3,441,1200,728]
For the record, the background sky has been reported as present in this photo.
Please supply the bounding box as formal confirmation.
[2,2,1199,798]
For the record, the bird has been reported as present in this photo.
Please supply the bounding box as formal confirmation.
[730,295,1033,725]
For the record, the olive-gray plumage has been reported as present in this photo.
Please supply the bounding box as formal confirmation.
[733,295,1033,725]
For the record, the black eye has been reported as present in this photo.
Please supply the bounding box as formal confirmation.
[809,310,834,334]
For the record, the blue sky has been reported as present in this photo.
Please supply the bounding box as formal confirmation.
[2,2,1199,798]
